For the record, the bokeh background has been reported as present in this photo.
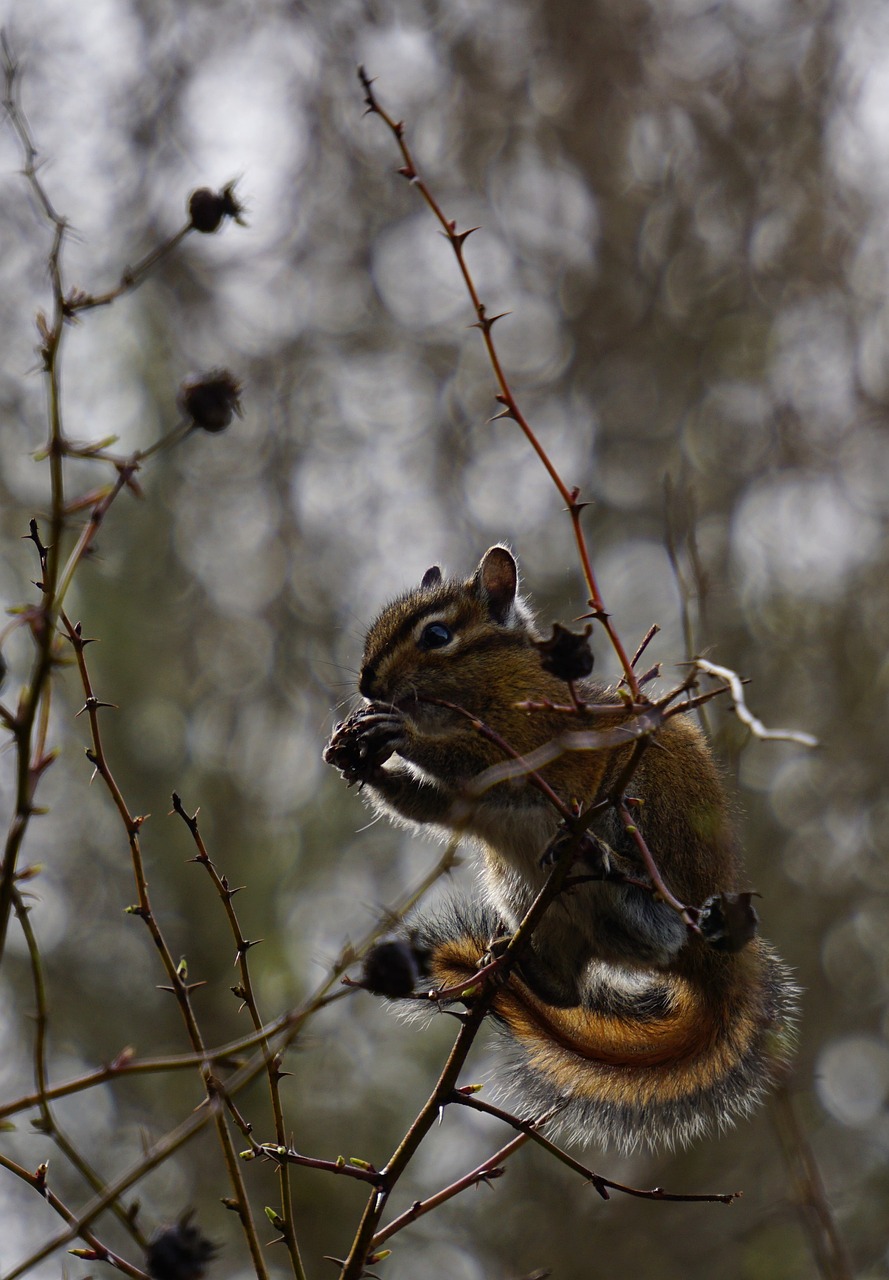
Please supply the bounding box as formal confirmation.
[1,0,887,1276]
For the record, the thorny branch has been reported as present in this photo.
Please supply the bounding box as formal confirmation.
[0,34,70,968]
[0,36,240,968]
[0,1152,149,1280]
[0,837,460,1125]
[12,881,148,1249]
[358,65,641,698]
[62,617,272,1280]
[172,792,307,1280]
[2,793,460,1277]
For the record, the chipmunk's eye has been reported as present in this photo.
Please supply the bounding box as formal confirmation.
[418,621,453,650]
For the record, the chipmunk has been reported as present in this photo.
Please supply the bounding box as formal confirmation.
[324,546,797,1151]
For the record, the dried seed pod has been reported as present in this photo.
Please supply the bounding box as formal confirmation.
[146,1211,218,1280]
[533,622,594,682]
[179,370,242,433]
[188,182,245,233]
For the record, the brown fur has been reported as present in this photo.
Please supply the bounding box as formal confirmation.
[326,547,798,1149]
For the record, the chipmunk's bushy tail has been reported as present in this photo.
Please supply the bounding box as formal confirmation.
[402,901,799,1152]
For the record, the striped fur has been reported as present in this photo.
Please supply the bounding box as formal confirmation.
[331,548,800,1151]
[406,901,798,1152]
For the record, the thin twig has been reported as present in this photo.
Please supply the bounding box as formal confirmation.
[12,884,147,1247]
[64,226,192,313]
[371,1129,535,1247]
[771,1087,853,1280]
[450,678,727,797]
[695,659,818,747]
[450,1092,740,1203]
[261,1147,383,1187]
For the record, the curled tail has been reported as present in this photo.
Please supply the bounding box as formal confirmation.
[396,904,798,1152]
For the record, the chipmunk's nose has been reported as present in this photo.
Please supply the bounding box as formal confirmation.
[358,665,377,699]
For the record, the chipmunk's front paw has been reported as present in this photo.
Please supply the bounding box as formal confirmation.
[323,704,409,784]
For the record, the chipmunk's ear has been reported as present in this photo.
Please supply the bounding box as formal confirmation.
[474,546,518,624]
[421,565,442,590]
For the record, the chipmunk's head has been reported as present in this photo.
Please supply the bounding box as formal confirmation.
[358,546,535,711]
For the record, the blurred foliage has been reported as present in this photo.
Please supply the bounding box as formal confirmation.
[1,0,888,1276]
